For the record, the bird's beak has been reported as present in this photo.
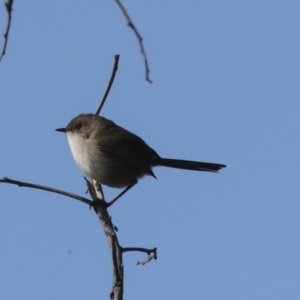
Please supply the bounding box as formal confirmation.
[55,127,67,133]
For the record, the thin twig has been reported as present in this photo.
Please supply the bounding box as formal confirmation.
[95,55,120,116]
[0,0,13,64]
[122,246,157,265]
[122,247,157,257]
[0,177,93,206]
[114,0,152,83]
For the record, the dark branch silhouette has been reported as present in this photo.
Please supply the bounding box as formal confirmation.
[0,177,93,206]
[122,247,157,265]
[114,0,152,83]
[0,0,13,63]
[95,55,120,116]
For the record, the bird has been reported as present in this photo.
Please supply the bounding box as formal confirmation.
[56,114,226,205]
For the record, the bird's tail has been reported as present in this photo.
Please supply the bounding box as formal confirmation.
[158,158,226,172]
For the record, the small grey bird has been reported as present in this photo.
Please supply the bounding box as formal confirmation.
[56,114,226,204]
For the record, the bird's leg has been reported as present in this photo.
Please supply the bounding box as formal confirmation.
[107,182,136,207]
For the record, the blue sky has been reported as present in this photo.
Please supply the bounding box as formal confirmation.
[1,1,300,299]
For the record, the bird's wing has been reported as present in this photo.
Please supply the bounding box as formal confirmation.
[96,120,159,177]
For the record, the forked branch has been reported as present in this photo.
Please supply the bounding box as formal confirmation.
[122,247,157,265]
[85,179,124,300]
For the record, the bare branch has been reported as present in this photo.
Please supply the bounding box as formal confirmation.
[1,175,158,296]
[114,0,152,83]
[0,0,13,64]
[122,246,157,256]
[95,55,120,116]
[0,177,93,206]
[86,179,124,300]
[122,247,157,265]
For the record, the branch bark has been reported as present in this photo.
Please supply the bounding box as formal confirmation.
[86,180,124,300]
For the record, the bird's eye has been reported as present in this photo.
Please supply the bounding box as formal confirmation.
[76,124,82,129]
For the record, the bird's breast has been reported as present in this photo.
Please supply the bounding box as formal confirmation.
[66,132,95,178]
